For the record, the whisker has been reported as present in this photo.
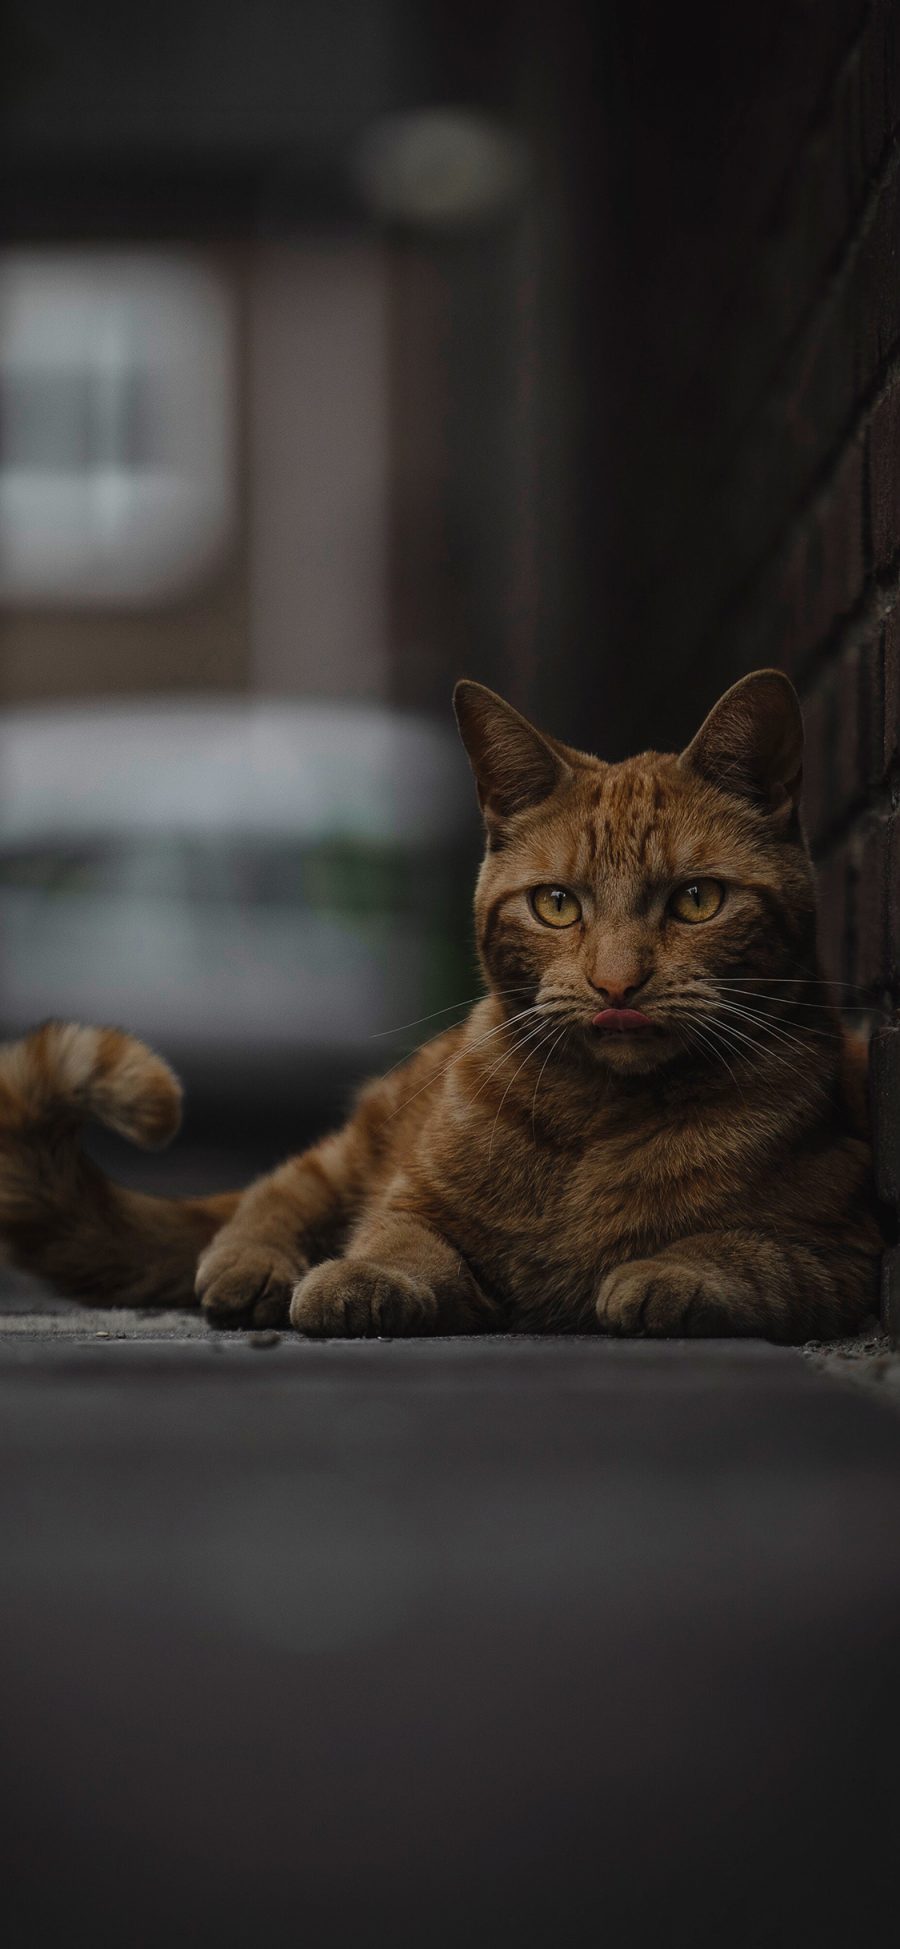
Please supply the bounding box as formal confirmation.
[377,1003,536,1090]
[711,996,838,1053]
[713,977,869,994]
[466,1015,559,1109]
[382,990,567,1084]
[707,1017,808,1090]
[705,1010,799,1071]
[712,991,858,1013]
[531,1025,569,1144]
[678,1015,729,1079]
[703,1011,829,1095]
[370,986,532,1037]
[381,1004,545,1121]
[675,980,844,1041]
[713,988,883,1030]
[683,1014,760,1109]
[488,1020,565,1168]
[678,1011,746,1097]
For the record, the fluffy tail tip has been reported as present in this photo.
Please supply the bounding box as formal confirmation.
[84,1027,183,1149]
[0,1022,183,1150]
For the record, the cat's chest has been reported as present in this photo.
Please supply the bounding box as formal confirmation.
[422,1100,729,1312]
[482,1125,696,1243]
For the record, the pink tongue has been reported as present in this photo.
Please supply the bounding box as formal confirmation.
[591,1008,654,1033]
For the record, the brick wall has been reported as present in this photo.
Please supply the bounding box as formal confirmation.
[595,0,900,1324]
[722,0,900,1024]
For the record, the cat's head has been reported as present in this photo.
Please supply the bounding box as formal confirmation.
[454,671,815,1074]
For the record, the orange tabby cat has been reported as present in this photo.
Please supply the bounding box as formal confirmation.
[0,671,884,1339]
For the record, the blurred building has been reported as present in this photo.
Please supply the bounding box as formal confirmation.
[0,0,604,1160]
[0,0,597,729]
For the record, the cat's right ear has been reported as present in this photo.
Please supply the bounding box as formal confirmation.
[453,682,570,823]
[680,669,803,820]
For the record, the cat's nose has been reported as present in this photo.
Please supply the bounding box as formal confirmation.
[587,972,648,1007]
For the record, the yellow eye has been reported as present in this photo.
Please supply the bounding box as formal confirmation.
[669,878,725,923]
[530,885,582,928]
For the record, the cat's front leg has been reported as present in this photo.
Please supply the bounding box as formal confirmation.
[596,1229,879,1342]
[196,1141,351,1326]
[197,1231,306,1328]
[290,1210,496,1338]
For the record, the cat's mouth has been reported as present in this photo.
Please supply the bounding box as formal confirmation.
[590,1008,659,1035]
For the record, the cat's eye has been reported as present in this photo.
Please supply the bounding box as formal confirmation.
[669,879,725,924]
[530,885,582,928]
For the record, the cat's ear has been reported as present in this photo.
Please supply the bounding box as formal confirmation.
[681,670,803,818]
[453,681,570,822]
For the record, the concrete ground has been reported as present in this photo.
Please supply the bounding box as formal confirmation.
[3,1270,900,1948]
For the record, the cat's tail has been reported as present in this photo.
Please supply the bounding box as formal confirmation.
[0,1022,240,1306]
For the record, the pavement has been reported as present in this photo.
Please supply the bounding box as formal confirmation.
[3,1274,900,1948]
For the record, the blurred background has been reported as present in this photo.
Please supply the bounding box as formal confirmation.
[0,0,610,1188]
[1,0,898,1192]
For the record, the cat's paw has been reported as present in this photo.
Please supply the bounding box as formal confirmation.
[289,1258,438,1337]
[196,1240,302,1328]
[596,1258,728,1336]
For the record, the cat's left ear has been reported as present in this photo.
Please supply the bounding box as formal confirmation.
[453,681,571,823]
[681,670,803,820]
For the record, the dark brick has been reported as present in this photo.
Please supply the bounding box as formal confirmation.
[889,808,900,996]
[774,541,807,675]
[774,444,866,678]
[853,814,890,994]
[789,312,858,510]
[693,2,872,455]
[801,638,883,844]
[735,335,869,649]
[835,642,863,813]
[868,372,900,571]
[851,163,900,403]
[855,809,900,998]
[870,1024,900,1208]
[885,609,900,775]
[800,674,836,844]
[773,1,892,327]
[861,0,900,178]
[859,629,886,788]
[815,844,852,984]
[836,631,886,802]
[816,442,866,635]
[742,164,900,577]
[882,1245,900,1339]
[858,1,894,187]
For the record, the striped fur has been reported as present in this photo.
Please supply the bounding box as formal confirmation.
[0,1023,238,1306]
[0,672,887,1338]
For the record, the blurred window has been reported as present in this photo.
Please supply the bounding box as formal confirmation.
[0,702,475,1074]
[0,252,235,604]
[0,842,188,901]
[0,837,453,918]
